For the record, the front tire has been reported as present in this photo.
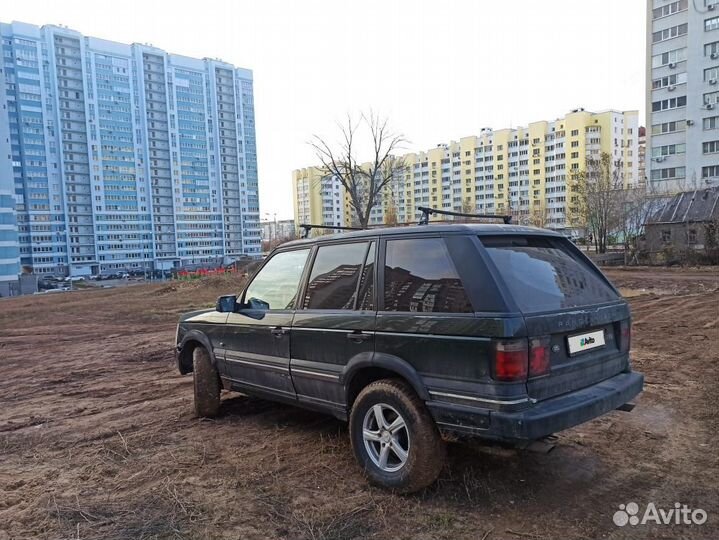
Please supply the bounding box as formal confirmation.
[349,379,445,493]
[193,346,220,418]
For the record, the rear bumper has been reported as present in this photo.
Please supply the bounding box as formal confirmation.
[428,371,644,441]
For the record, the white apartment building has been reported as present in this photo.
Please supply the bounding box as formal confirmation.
[646,0,719,192]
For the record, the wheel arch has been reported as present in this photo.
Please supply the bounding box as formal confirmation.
[178,330,217,374]
[342,352,430,409]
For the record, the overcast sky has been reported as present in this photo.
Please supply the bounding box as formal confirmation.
[4,0,646,219]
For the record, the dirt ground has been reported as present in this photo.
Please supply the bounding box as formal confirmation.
[0,267,717,540]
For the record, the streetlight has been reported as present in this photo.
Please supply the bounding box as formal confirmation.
[264,211,277,243]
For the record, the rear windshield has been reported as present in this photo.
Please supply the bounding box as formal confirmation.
[481,236,619,313]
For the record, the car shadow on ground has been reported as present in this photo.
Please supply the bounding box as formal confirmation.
[213,392,609,511]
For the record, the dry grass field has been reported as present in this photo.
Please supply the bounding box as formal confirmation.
[0,268,717,539]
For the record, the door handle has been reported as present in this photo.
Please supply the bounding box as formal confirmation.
[271,326,289,337]
[347,331,372,343]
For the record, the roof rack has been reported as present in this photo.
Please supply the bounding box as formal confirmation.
[417,206,512,225]
[299,223,363,239]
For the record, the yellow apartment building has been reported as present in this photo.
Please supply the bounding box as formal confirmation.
[293,108,641,236]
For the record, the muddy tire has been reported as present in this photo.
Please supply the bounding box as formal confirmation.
[349,379,445,493]
[193,346,220,418]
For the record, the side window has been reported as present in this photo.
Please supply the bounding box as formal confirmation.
[383,238,473,313]
[243,248,310,310]
[357,241,376,310]
[303,242,369,309]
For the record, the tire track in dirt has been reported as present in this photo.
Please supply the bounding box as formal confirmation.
[0,271,717,540]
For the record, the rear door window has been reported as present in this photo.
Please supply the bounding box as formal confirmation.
[357,242,376,310]
[383,238,472,313]
[480,236,619,313]
[303,242,369,309]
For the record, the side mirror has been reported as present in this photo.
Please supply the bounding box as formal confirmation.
[216,295,237,313]
[246,297,270,311]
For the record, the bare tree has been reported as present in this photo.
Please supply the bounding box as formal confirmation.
[461,198,475,217]
[529,205,550,229]
[616,182,668,263]
[704,217,719,264]
[384,203,399,226]
[310,112,407,229]
[573,152,625,254]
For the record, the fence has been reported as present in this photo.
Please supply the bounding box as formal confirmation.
[174,266,240,281]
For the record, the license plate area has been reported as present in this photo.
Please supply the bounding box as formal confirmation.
[567,329,605,355]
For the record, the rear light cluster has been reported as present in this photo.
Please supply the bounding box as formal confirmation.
[494,340,528,381]
[492,337,551,382]
[529,336,551,377]
[620,319,631,353]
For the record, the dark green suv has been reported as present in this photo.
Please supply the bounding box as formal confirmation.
[175,224,643,492]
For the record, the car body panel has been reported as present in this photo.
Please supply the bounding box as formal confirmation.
[523,302,631,401]
[220,309,296,398]
[175,224,643,442]
[290,310,376,412]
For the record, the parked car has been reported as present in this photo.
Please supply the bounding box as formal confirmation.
[175,223,643,492]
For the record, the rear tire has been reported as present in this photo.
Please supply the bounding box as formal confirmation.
[349,379,445,493]
[193,346,220,418]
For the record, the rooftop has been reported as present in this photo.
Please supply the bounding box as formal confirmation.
[647,187,719,225]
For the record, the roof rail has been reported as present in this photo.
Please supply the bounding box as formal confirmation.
[417,206,512,225]
[298,223,363,239]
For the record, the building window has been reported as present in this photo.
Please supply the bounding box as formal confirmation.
[652,72,687,89]
[688,229,697,244]
[704,116,719,130]
[705,67,719,83]
[661,230,671,243]
[703,165,719,178]
[653,0,687,19]
[652,96,687,112]
[706,41,719,57]
[651,167,686,181]
[652,48,687,68]
[706,17,719,31]
[704,91,719,106]
[652,143,686,157]
[703,140,719,154]
[652,120,687,135]
[652,23,688,43]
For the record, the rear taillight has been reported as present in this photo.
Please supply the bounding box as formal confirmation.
[493,339,528,381]
[620,319,631,353]
[529,336,551,377]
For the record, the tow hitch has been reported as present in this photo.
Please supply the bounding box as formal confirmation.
[523,434,559,454]
[616,402,636,412]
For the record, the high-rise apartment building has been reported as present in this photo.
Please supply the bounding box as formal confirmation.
[638,126,647,185]
[0,21,260,277]
[293,109,640,236]
[646,0,719,192]
[293,166,345,228]
[260,218,295,244]
[0,62,20,295]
